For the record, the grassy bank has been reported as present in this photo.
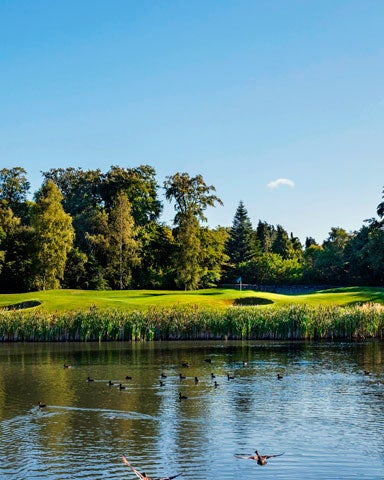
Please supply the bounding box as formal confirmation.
[1,286,384,313]
[1,287,384,342]
[1,303,383,342]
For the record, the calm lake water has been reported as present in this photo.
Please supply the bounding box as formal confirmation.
[0,340,383,479]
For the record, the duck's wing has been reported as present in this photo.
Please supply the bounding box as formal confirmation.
[264,452,285,459]
[122,456,146,479]
[158,474,183,480]
[234,454,254,460]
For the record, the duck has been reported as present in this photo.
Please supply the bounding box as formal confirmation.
[159,380,165,387]
[182,362,190,368]
[38,401,46,408]
[211,373,216,379]
[125,375,133,380]
[63,364,72,369]
[179,373,186,380]
[204,358,212,364]
[235,450,285,465]
[87,376,94,382]
[363,370,371,376]
[242,361,248,366]
[107,380,114,386]
[194,376,199,384]
[121,455,183,480]
[277,373,284,380]
[227,373,235,380]
[214,381,219,388]
[118,383,126,390]
[161,373,167,378]
[179,392,188,400]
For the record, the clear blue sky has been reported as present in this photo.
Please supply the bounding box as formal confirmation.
[1,0,383,243]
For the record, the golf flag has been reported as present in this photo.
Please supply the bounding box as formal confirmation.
[236,276,242,283]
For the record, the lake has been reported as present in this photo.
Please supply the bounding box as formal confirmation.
[0,340,383,479]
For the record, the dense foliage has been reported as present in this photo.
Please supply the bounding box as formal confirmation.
[0,166,383,292]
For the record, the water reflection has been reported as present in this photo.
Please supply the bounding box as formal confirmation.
[0,340,383,479]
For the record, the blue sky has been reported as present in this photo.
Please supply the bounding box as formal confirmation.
[1,0,383,243]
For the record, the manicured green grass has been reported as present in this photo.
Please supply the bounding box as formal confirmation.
[0,286,383,313]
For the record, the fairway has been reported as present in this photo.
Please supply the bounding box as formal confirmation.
[0,287,383,313]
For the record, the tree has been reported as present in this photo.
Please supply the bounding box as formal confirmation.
[107,192,140,289]
[272,225,295,259]
[85,192,140,289]
[225,201,260,282]
[31,180,74,290]
[314,227,350,284]
[173,214,203,290]
[0,167,30,221]
[199,226,229,287]
[256,221,276,253]
[62,247,88,289]
[164,172,223,290]
[250,253,302,285]
[0,202,20,276]
[133,222,176,288]
[226,201,259,264]
[164,172,223,224]
[377,186,384,219]
[42,167,103,217]
[102,165,162,225]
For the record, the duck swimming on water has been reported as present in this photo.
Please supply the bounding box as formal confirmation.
[122,455,183,479]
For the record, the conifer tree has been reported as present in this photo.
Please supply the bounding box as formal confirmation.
[226,201,258,264]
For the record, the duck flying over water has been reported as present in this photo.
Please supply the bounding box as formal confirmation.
[122,455,183,480]
[235,450,285,465]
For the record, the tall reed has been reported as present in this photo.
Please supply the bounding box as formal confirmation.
[0,303,383,342]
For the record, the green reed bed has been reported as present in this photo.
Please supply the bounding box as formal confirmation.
[1,303,384,341]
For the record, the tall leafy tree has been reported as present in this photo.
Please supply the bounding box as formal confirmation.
[133,222,175,288]
[102,165,162,225]
[315,227,350,284]
[107,192,140,289]
[0,202,20,275]
[164,172,223,290]
[42,167,103,217]
[0,167,30,221]
[200,226,229,287]
[31,180,74,290]
[86,192,140,289]
[173,214,202,290]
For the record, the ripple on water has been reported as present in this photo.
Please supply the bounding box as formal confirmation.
[1,341,384,480]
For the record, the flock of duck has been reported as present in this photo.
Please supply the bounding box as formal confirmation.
[37,357,286,478]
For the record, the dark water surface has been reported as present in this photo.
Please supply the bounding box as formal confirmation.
[0,340,383,479]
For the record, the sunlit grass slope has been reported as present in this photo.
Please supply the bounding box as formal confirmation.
[0,287,383,313]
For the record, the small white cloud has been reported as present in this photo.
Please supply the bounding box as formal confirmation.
[267,178,295,189]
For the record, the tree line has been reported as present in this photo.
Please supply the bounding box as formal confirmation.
[0,166,383,292]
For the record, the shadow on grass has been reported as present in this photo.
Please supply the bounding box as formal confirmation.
[199,292,224,296]
[233,297,274,306]
[1,300,41,310]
